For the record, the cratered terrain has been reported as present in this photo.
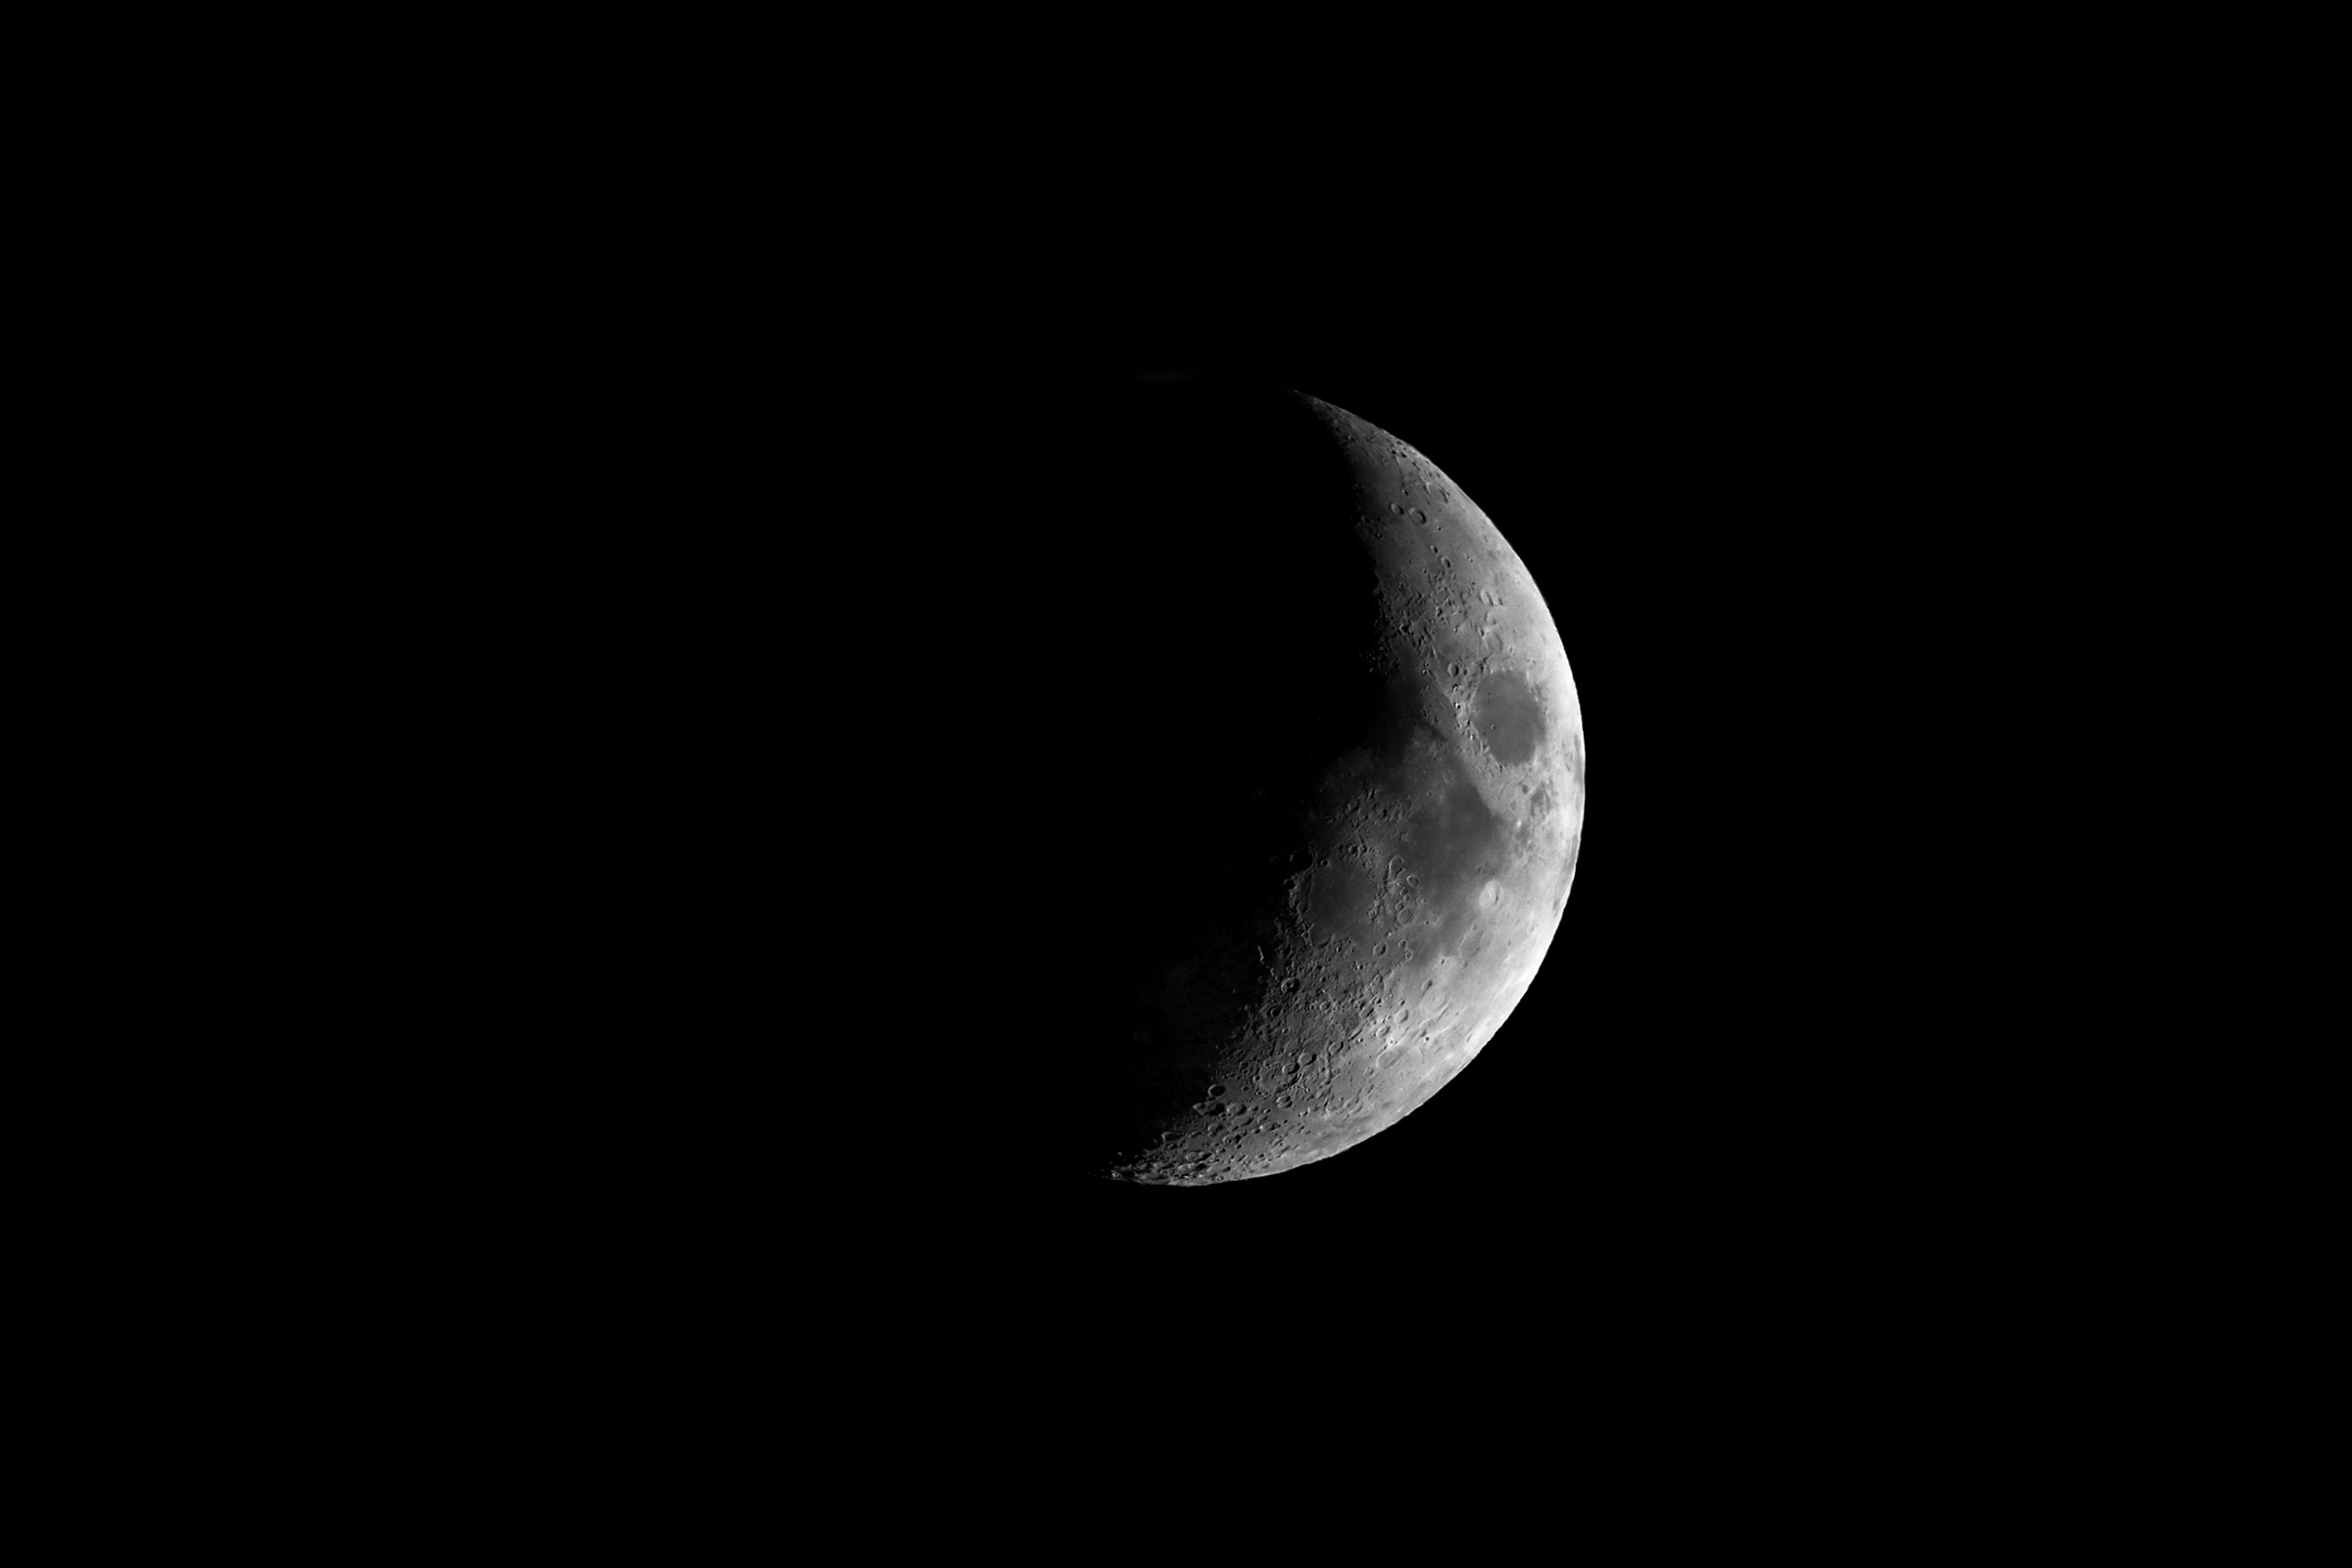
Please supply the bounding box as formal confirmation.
[1014,374,1585,1186]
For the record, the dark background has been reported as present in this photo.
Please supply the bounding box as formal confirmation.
[236,64,2230,1443]
[387,221,2038,1336]
[858,306,1992,1296]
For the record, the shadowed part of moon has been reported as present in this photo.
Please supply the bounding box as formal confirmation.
[1473,669,1545,765]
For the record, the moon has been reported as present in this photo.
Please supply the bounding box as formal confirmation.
[1036,374,1586,1185]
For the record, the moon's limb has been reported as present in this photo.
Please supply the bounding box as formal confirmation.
[1104,392,1585,1185]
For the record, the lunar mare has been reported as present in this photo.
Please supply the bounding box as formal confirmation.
[1090,383,1586,1186]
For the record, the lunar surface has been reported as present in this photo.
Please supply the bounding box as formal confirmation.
[1028,374,1586,1185]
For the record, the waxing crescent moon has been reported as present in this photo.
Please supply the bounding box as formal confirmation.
[1093,382,1586,1185]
